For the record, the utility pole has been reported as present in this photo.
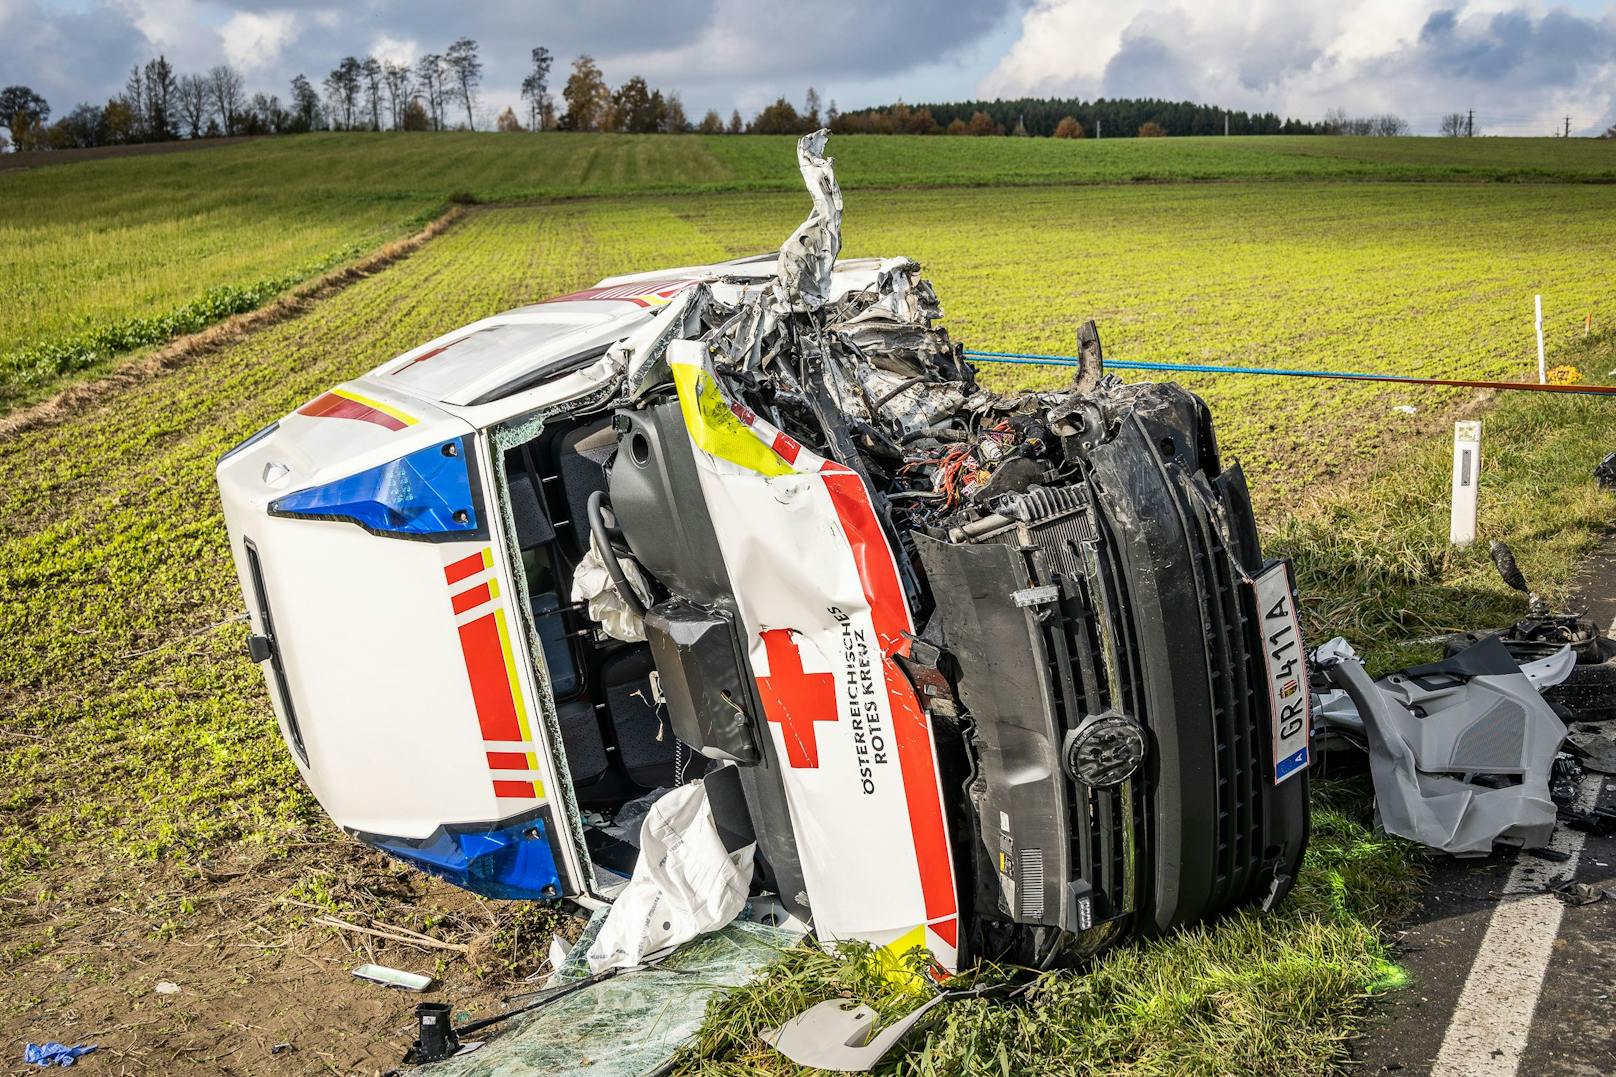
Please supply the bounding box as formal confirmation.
[1096,118,1101,139]
[1564,115,1571,138]
[1224,113,1229,136]
[1466,108,1473,137]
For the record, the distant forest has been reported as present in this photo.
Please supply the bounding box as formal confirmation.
[837,97,1323,138]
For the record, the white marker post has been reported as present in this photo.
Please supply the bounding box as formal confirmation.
[1535,295,1547,384]
[1450,420,1482,547]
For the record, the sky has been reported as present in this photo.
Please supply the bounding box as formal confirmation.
[2,0,1613,135]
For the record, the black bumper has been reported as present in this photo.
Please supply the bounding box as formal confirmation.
[917,385,1309,956]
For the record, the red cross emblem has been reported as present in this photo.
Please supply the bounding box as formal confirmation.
[756,629,838,768]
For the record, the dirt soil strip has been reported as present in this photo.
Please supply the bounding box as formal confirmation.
[0,136,263,171]
[0,204,464,441]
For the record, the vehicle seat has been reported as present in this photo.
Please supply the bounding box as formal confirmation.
[602,648,678,788]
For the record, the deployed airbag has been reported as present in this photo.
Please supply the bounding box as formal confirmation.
[586,770,756,973]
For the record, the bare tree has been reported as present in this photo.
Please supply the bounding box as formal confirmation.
[123,65,146,138]
[443,38,482,130]
[664,92,688,133]
[520,46,552,131]
[361,57,384,130]
[323,57,362,130]
[208,64,245,135]
[382,61,411,130]
[1439,112,1467,137]
[804,86,821,128]
[143,56,178,139]
[177,74,211,138]
[414,53,445,130]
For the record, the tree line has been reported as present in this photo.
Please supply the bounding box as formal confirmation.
[4,48,1434,153]
[834,97,1323,138]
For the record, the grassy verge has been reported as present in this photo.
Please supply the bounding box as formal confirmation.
[1278,328,1616,672]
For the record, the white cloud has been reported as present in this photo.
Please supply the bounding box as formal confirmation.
[979,1,1616,135]
[221,10,299,74]
[369,34,418,68]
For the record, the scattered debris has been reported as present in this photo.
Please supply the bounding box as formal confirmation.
[1566,725,1616,775]
[1522,846,1571,863]
[353,963,434,992]
[1595,452,1616,490]
[270,1043,293,1056]
[1392,404,1419,414]
[1315,637,1566,855]
[404,1002,478,1064]
[154,980,180,995]
[23,1043,97,1068]
[1560,805,1616,838]
[1550,753,1585,807]
[1444,613,1616,722]
[1546,876,1615,906]
[765,993,954,1072]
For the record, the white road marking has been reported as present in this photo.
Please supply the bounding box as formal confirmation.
[1430,775,1601,1077]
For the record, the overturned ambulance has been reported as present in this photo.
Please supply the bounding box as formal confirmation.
[217,134,1310,973]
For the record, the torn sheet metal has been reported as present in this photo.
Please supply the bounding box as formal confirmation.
[770,129,843,314]
[1317,637,1566,855]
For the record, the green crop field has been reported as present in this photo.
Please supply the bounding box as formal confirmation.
[4,132,1615,409]
[5,149,1616,1072]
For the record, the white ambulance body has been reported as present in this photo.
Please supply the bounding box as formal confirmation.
[219,135,1309,975]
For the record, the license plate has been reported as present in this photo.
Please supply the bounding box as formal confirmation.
[1251,561,1310,784]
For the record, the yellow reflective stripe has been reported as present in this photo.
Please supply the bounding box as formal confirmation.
[331,386,419,427]
[492,605,534,744]
[670,358,794,477]
[875,924,930,991]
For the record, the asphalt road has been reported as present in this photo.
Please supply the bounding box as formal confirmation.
[1349,541,1616,1077]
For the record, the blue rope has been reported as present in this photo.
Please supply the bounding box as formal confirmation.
[966,349,1423,381]
[961,349,1616,398]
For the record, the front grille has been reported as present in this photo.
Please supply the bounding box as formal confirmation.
[1181,488,1267,904]
[1002,501,1144,924]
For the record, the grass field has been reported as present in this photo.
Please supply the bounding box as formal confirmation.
[4,132,1614,409]
[5,160,1616,1071]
